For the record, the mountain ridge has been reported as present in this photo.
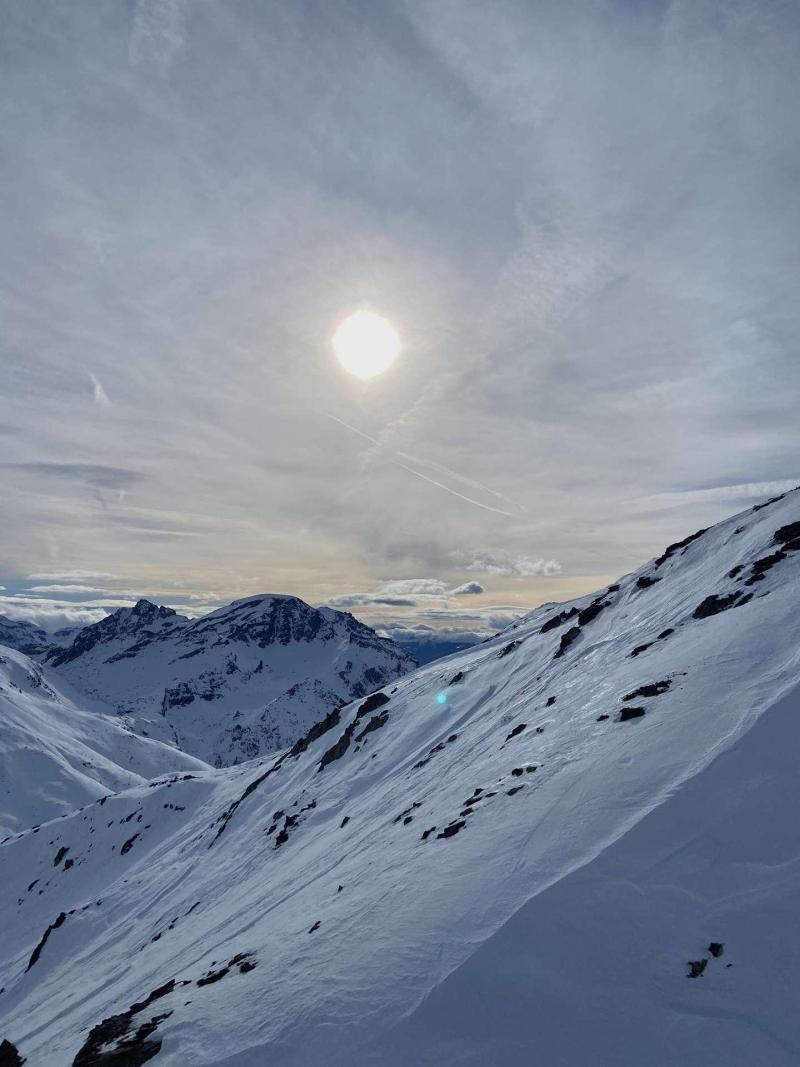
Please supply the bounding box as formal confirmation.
[2,488,799,1064]
[42,593,415,766]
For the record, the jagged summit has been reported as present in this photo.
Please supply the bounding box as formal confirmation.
[42,592,415,766]
[47,599,185,669]
[2,490,800,1065]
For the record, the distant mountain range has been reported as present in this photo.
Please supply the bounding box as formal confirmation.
[4,594,414,767]
[2,489,799,1064]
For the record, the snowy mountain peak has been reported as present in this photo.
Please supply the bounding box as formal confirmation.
[40,592,415,765]
[46,599,187,668]
[0,615,51,656]
[2,490,800,1064]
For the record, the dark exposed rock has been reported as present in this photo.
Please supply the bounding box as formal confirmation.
[618,707,646,722]
[596,714,609,721]
[26,911,67,971]
[753,492,786,512]
[318,695,389,770]
[654,527,707,568]
[358,691,391,716]
[53,846,69,867]
[546,696,556,707]
[504,723,527,742]
[727,565,744,579]
[507,785,525,796]
[413,733,458,770]
[693,591,753,619]
[497,640,520,659]
[745,550,786,585]
[421,826,436,840]
[658,628,674,641]
[318,721,358,770]
[394,802,421,824]
[635,575,661,589]
[354,711,389,744]
[0,1039,25,1065]
[340,816,350,828]
[72,1012,170,1066]
[623,680,671,701]
[578,596,611,627]
[774,520,800,545]
[437,821,465,839]
[288,706,342,759]
[630,642,652,658]
[121,834,139,856]
[449,672,464,686]
[197,967,229,986]
[687,959,708,978]
[708,942,724,958]
[540,607,579,633]
[554,626,581,659]
[210,752,287,846]
[274,814,298,849]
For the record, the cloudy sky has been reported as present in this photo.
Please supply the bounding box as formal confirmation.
[1,0,799,639]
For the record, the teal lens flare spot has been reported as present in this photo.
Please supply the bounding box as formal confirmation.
[436,692,447,705]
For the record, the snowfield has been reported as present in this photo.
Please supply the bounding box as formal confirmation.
[0,647,206,838]
[1,488,799,1065]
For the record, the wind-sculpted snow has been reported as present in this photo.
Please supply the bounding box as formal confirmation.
[0,647,207,837]
[44,595,415,766]
[2,489,800,1064]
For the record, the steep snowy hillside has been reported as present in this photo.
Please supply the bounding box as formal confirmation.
[0,646,207,838]
[2,489,799,1065]
[46,595,415,766]
[0,615,52,656]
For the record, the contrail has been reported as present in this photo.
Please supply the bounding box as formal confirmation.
[320,411,522,520]
[395,451,526,514]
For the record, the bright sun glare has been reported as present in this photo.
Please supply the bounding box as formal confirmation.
[333,311,401,380]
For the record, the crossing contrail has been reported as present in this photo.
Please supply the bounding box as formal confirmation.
[320,411,523,520]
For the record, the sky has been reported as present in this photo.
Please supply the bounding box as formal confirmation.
[1,0,799,645]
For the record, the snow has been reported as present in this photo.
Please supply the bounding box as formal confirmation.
[1,489,799,1064]
[44,594,415,766]
[0,646,207,838]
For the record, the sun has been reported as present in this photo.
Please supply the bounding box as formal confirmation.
[332,311,401,380]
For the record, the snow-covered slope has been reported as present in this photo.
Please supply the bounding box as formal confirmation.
[0,615,52,656]
[45,595,415,766]
[2,490,800,1065]
[0,646,207,839]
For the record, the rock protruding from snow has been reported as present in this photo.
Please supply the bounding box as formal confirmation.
[3,488,800,1067]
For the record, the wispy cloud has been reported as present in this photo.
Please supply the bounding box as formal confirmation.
[454,551,561,577]
[2,0,798,607]
[450,581,485,595]
[128,0,186,72]
[89,372,111,406]
[632,480,799,513]
[27,571,119,582]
